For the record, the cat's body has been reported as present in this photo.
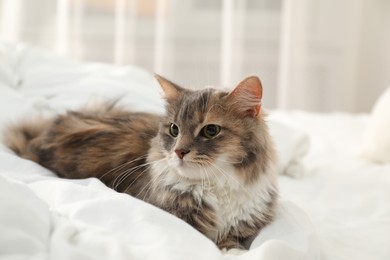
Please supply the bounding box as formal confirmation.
[4,76,278,249]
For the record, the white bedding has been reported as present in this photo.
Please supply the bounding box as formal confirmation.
[0,43,389,260]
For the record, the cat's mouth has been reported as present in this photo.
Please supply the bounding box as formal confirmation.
[169,157,209,181]
[177,159,207,167]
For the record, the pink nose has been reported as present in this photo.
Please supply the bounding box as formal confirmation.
[175,149,190,159]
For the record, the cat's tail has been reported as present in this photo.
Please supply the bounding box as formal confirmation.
[3,118,51,161]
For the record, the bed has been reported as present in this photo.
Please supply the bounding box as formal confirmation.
[0,43,389,260]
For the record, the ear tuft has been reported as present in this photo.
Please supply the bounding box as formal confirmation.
[155,74,182,100]
[228,76,263,117]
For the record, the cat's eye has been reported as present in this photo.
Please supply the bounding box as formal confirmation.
[201,124,221,139]
[169,123,179,137]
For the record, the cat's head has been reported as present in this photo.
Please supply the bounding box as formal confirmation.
[149,75,275,188]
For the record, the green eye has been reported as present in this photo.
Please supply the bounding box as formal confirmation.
[202,124,221,139]
[169,123,179,137]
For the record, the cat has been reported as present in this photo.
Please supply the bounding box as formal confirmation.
[4,75,278,250]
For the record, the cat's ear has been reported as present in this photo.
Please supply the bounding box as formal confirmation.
[155,74,183,100]
[227,76,263,117]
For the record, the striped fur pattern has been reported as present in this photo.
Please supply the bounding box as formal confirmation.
[3,75,278,249]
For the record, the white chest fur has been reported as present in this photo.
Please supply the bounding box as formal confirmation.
[204,173,275,239]
[152,155,277,240]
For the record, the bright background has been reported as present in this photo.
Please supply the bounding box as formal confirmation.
[0,0,389,112]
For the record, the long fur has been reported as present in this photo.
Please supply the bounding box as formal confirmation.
[3,118,52,161]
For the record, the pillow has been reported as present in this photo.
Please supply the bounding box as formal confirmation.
[268,114,310,178]
[361,86,390,163]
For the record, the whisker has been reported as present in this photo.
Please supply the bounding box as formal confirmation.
[113,159,164,190]
[140,171,162,202]
[113,163,148,189]
[211,162,254,197]
[196,164,207,208]
[99,154,148,181]
[212,157,244,165]
[139,162,169,201]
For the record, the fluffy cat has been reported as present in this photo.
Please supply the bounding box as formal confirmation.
[4,75,278,249]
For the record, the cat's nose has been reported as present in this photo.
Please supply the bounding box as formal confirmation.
[175,149,190,159]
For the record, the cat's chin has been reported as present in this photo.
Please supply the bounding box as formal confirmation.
[173,163,204,181]
[168,158,206,182]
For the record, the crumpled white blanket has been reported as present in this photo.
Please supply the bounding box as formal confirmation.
[0,174,319,260]
[0,42,319,260]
